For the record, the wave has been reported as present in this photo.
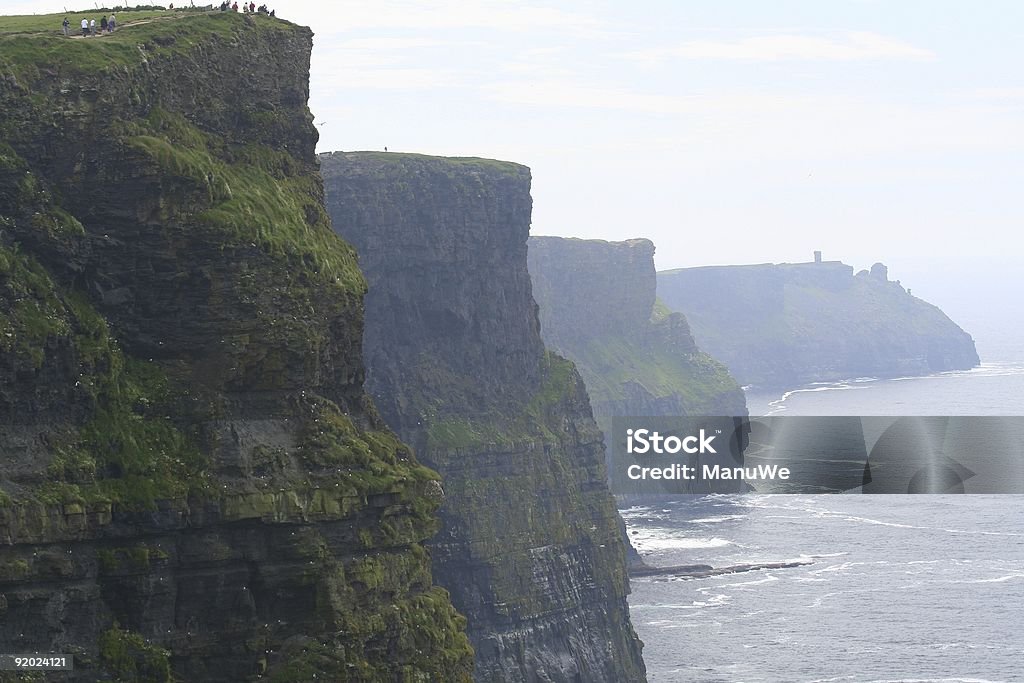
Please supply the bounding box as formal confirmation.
[804,678,1007,683]
[855,679,1009,683]
[709,574,779,589]
[762,382,867,415]
[688,514,747,524]
[630,533,735,550]
[957,573,1024,584]
[736,497,1024,537]
[839,513,1024,537]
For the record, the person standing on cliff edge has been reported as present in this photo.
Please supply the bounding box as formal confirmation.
[62,17,70,36]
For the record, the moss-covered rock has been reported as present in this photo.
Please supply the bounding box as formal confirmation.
[0,11,470,682]
[322,152,647,682]
[528,236,746,422]
[99,625,172,683]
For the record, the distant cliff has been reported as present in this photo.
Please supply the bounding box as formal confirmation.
[657,259,980,389]
[528,236,746,423]
[1,12,471,681]
[321,152,647,682]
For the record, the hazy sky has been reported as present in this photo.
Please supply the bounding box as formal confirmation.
[283,2,1022,274]
[290,0,1024,345]
[8,1,1023,334]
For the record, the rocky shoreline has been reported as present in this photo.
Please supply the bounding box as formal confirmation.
[630,560,813,579]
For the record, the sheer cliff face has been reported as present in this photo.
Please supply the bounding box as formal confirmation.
[657,262,981,389]
[318,153,546,428]
[0,14,471,682]
[321,152,647,683]
[528,236,746,420]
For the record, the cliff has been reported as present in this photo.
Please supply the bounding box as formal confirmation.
[657,259,980,389]
[320,152,647,682]
[0,11,471,681]
[528,236,746,422]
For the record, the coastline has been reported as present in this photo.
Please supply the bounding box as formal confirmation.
[744,361,1024,417]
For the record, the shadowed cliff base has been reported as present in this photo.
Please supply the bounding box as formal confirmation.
[527,236,747,571]
[1,12,473,681]
[657,258,980,390]
[321,151,647,682]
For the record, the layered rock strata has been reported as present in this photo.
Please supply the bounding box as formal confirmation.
[1,13,471,681]
[321,152,647,682]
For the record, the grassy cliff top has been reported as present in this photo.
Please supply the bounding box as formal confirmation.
[0,8,168,33]
[530,235,654,249]
[659,260,852,275]
[0,8,299,82]
[320,150,529,178]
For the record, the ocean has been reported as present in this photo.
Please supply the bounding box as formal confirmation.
[627,330,1024,682]
[625,495,1024,683]
[744,360,1024,418]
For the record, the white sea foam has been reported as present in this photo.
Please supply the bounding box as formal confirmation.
[958,573,1024,584]
[859,679,1008,683]
[631,533,734,550]
[748,361,1024,417]
[713,574,779,589]
[688,514,746,524]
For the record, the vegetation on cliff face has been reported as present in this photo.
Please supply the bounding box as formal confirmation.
[425,352,581,450]
[528,236,747,418]
[657,261,981,388]
[322,152,647,682]
[1,11,471,681]
[98,625,172,683]
[120,108,364,291]
[563,324,741,410]
[0,161,205,510]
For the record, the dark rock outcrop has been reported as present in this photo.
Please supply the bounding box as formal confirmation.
[657,259,980,389]
[630,560,812,579]
[1,13,471,681]
[528,236,747,424]
[321,152,647,683]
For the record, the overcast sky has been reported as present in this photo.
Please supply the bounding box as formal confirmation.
[8,1,1023,339]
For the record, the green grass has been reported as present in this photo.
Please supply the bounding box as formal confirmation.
[99,625,172,683]
[119,109,365,293]
[0,9,168,34]
[0,9,288,84]
[0,243,208,510]
[564,318,740,412]
[425,352,581,450]
[426,418,491,451]
[0,243,73,368]
[268,586,473,682]
[321,151,529,179]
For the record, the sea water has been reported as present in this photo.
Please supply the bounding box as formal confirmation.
[744,360,1024,418]
[626,495,1023,682]
[628,328,1024,682]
